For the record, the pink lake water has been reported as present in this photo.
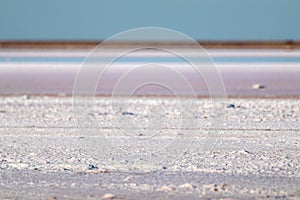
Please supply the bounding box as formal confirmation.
[0,49,299,97]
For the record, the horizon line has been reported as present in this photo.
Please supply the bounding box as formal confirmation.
[1,40,300,49]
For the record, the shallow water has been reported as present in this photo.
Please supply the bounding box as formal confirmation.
[0,49,299,97]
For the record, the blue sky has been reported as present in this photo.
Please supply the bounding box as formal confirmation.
[0,0,299,41]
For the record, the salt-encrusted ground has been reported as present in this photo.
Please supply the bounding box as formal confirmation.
[0,96,299,199]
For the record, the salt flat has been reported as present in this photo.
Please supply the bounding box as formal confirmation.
[0,96,299,199]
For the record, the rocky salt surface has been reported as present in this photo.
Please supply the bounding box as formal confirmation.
[0,96,299,199]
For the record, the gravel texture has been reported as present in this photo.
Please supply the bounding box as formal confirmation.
[0,96,299,199]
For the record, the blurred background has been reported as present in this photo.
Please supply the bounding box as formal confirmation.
[0,0,299,97]
[0,0,300,41]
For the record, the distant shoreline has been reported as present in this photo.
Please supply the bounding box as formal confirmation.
[1,41,300,49]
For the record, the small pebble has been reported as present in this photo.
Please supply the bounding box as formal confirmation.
[160,185,175,192]
[22,95,31,100]
[252,84,266,89]
[237,149,251,155]
[122,111,134,115]
[0,159,8,170]
[88,164,98,170]
[227,104,235,108]
[102,193,115,199]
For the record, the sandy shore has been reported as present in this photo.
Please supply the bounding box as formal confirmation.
[0,96,299,199]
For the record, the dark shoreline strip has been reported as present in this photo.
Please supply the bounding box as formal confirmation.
[1,41,300,49]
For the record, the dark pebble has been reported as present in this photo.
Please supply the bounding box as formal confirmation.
[227,104,235,109]
[88,164,98,170]
[162,166,167,170]
[122,111,134,115]
[244,149,251,154]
